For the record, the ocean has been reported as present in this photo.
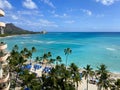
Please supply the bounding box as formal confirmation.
[1,32,120,72]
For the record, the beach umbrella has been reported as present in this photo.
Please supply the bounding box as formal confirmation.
[34,64,42,70]
[25,64,32,69]
[80,73,82,80]
[24,88,31,90]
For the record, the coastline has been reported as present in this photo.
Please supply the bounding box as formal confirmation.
[26,60,120,78]
[0,33,39,38]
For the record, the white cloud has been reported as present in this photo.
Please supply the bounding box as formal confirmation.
[81,9,92,16]
[54,13,69,18]
[17,10,44,16]
[23,0,37,9]
[0,0,12,9]
[11,15,18,20]
[64,20,75,24]
[41,0,55,8]
[21,19,58,28]
[39,19,58,27]
[96,0,118,6]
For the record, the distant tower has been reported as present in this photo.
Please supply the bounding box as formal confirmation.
[0,9,5,34]
[0,9,10,90]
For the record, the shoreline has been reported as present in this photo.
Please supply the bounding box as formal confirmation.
[0,33,42,38]
[26,60,120,79]
[0,34,34,38]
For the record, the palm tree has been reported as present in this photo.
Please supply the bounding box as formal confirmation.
[96,64,108,75]
[24,47,28,52]
[56,56,62,65]
[47,52,52,58]
[9,46,37,89]
[13,44,19,51]
[69,63,81,90]
[82,65,94,90]
[45,64,75,90]
[64,48,72,67]
[35,56,40,64]
[31,47,36,53]
[41,52,52,65]
[19,70,36,88]
[96,64,110,90]
[114,79,120,90]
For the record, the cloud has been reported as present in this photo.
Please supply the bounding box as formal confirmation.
[54,13,69,18]
[18,19,58,28]
[64,20,75,24]
[11,15,18,20]
[96,0,118,6]
[0,0,12,9]
[17,10,44,16]
[41,0,55,8]
[23,0,38,9]
[81,9,92,16]
[39,19,58,27]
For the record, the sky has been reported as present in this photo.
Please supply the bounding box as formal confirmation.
[0,0,120,32]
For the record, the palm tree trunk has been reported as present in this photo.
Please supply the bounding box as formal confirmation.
[66,55,68,68]
[97,85,102,90]
[87,77,88,90]
[14,72,19,90]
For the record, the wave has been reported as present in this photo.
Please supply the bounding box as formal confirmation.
[55,41,83,45]
[106,47,116,51]
[21,42,25,44]
[22,37,31,38]
[0,35,17,39]
[32,40,56,44]
[46,41,55,44]
[32,40,43,43]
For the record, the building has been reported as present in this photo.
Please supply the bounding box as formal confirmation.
[0,9,6,35]
[0,9,10,90]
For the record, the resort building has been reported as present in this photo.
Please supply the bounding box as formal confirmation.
[0,9,10,90]
[0,9,5,34]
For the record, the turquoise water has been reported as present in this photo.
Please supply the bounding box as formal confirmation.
[1,32,120,72]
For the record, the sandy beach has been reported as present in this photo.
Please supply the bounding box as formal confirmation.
[22,60,120,90]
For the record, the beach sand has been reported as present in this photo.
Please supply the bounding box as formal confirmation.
[20,60,120,90]
[78,78,97,90]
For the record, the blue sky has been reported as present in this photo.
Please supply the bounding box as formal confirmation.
[0,0,120,32]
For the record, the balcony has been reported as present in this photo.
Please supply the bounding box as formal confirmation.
[0,9,5,16]
[0,22,5,27]
[0,42,7,50]
[0,82,10,90]
[0,73,9,84]
[0,53,9,62]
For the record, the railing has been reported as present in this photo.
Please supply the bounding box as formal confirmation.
[0,53,9,62]
[0,9,5,16]
[0,73,9,83]
[0,43,7,50]
[0,82,10,90]
[0,22,6,27]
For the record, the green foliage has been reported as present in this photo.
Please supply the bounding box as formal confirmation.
[64,48,72,67]
[41,64,80,90]
[96,64,110,90]
[8,45,37,89]
[82,65,94,90]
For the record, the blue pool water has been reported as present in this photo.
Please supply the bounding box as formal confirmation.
[1,32,120,72]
